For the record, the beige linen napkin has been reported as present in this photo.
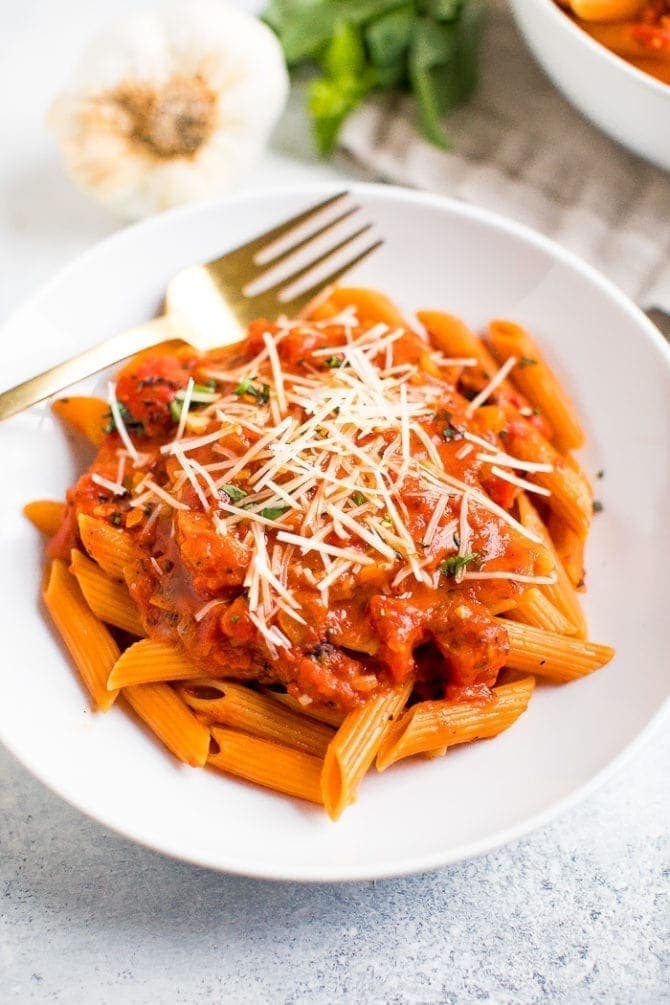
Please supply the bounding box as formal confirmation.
[340,0,670,311]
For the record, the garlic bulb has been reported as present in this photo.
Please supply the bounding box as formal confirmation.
[48,0,289,219]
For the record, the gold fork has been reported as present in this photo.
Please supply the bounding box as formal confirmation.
[0,192,382,422]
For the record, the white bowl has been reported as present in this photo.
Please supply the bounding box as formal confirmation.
[1,183,669,881]
[509,0,670,171]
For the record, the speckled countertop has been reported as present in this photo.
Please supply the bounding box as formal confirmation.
[2,3,669,1002]
[2,731,668,1004]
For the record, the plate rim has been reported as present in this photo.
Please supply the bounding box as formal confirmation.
[2,180,670,882]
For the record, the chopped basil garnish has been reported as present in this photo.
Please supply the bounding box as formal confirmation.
[440,553,479,577]
[518,356,537,368]
[258,506,289,520]
[220,484,248,503]
[104,401,145,436]
[234,376,270,404]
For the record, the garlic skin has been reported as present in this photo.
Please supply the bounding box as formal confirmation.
[48,0,289,219]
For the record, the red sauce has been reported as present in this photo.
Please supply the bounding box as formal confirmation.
[55,316,550,712]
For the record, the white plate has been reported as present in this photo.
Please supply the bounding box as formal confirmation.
[509,0,670,172]
[2,183,669,882]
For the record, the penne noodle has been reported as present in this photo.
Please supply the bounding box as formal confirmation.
[109,639,204,689]
[503,415,593,536]
[377,677,536,771]
[77,513,137,580]
[123,682,210,767]
[179,679,334,757]
[23,499,65,537]
[52,396,109,447]
[43,559,120,711]
[501,619,614,682]
[569,0,644,19]
[311,286,408,327]
[488,320,584,451]
[507,587,577,636]
[321,679,413,820]
[517,493,588,636]
[267,691,346,728]
[209,727,323,804]
[70,548,145,637]
[547,512,587,589]
[417,311,554,440]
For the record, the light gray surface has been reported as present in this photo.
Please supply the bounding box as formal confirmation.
[1,1,669,1002]
[2,730,668,1005]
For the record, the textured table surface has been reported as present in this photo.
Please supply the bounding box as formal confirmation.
[1,2,668,1003]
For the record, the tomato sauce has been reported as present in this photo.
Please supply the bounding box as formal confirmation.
[54,313,551,713]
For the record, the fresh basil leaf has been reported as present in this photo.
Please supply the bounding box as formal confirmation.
[426,0,462,20]
[267,0,401,64]
[325,19,366,77]
[365,5,414,67]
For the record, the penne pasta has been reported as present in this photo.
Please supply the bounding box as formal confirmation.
[506,587,577,636]
[179,679,334,757]
[31,286,614,817]
[517,493,588,636]
[52,396,109,447]
[77,513,137,580]
[310,286,408,327]
[488,320,584,451]
[267,691,346,728]
[70,548,145,637]
[417,311,555,440]
[209,727,323,803]
[43,559,120,711]
[547,512,587,589]
[123,682,210,767]
[109,639,204,689]
[501,619,614,682]
[377,677,536,770]
[23,499,65,537]
[503,415,593,536]
[321,680,413,820]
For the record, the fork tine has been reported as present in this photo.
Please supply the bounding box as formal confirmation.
[279,239,384,312]
[258,224,374,295]
[239,191,350,260]
[254,205,360,268]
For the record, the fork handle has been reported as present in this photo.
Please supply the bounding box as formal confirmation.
[0,316,175,422]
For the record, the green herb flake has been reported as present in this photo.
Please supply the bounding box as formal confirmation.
[110,513,123,527]
[518,356,537,368]
[325,355,344,368]
[441,424,461,441]
[440,552,478,577]
[351,492,367,506]
[220,484,248,503]
[169,398,182,423]
[592,500,604,513]
[234,376,271,404]
[596,469,605,479]
[381,515,393,527]
[258,506,289,521]
[104,401,145,436]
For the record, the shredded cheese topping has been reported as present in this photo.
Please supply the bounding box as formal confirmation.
[117,308,554,637]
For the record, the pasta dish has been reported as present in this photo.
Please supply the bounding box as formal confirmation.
[27,287,613,819]
[556,0,670,85]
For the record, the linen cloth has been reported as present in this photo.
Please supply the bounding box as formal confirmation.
[340,0,670,310]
